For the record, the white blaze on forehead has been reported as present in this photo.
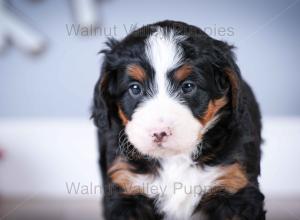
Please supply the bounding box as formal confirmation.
[145,27,186,95]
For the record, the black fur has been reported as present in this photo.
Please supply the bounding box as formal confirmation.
[92,20,265,220]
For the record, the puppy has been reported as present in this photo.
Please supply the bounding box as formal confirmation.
[92,20,265,220]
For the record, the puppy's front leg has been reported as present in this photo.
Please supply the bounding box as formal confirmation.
[199,186,265,220]
[103,191,162,220]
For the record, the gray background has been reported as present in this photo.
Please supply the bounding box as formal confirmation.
[1,0,300,117]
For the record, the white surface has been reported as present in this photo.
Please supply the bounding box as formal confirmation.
[0,117,299,197]
[0,118,100,198]
[260,117,300,196]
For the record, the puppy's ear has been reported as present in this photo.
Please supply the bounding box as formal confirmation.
[92,38,119,131]
[224,67,240,110]
[92,71,110,131]
[213,40,241,111]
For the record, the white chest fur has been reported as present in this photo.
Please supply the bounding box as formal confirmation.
[134,155,223,220]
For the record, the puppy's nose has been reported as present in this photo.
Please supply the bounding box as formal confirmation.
[153,131,169,143]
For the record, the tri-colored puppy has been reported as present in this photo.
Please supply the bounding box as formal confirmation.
[92,20,265,220]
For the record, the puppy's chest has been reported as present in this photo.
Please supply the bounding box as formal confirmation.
[135,156,222,220]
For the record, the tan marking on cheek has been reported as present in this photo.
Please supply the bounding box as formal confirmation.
[174,64,193,81]
[127,64,147,82]
[200,96,228,126]
[118,105,129,125]
[108,157,144,195]
[216,163,248,193]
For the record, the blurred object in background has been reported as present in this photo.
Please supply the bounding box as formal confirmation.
[0,0,103,55]
[0,0,47,54]
[71,0,98,28]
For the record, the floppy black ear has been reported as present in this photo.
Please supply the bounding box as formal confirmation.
[92,38,119,131]
[213,40,241,111]
[92,74,109,131]
[224,66,240,110]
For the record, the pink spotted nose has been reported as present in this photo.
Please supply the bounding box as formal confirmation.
[151,128,172,144]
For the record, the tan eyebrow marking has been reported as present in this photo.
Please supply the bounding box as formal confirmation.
[127,64,147,81]
[174,64,193,81]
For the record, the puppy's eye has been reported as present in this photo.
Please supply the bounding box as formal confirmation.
[129,83,143,97]
[181,81,196,94]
